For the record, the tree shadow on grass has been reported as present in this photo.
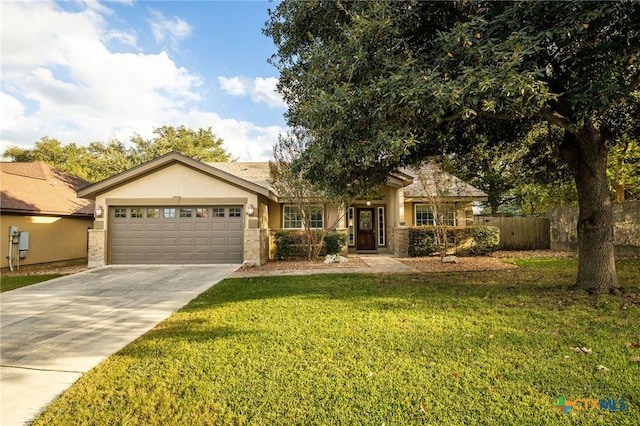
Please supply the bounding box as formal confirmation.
[183,268,638,311]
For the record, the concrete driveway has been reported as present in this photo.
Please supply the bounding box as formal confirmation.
[0,264,238,426]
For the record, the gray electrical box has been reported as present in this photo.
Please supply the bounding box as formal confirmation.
[18,232,29,259]
[18,231,29,250]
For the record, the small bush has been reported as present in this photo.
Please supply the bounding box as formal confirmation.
[408,228,438,257]
[324,232,347,255]
[274,230,326,259]
[408,226,500,257]
[274,231,307,259]
[470,226,500,254]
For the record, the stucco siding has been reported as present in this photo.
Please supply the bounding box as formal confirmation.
[97,163,255,201]
[1,214,92,269]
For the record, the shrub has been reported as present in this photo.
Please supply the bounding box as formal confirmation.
[408,226,500,257]
[274,230,326,259]
[324,232,347,255]
[274,231,307,259]
[469,226,500,254]
[408,227,438,257]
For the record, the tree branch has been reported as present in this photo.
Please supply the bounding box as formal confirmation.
[535,109,576,133]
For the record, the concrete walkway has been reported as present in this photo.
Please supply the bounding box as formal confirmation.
[359,255,421,273]
[0,264,238,426]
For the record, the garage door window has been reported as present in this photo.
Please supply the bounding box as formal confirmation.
[131,208,143,218]
[180,207,192,218]
[115,208,127,218]
[147,208,160,218]
[163,208,176,218]
[229,207,241,217]
[196,208,209,218]
[212,208,225,217]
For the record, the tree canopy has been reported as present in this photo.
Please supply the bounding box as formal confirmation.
[266,0,640,293]
[2,125,233,182]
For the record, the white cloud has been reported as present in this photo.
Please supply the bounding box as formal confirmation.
[219,77,247,96]
[106,29,138,47]
[148,9,192,50]
[183,110,283,161]
[0,1,285,161]
[219,76,286,109]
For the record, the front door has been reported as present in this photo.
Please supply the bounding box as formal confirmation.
[357,208,376,251]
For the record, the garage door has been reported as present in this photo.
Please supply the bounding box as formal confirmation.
[110,206,243,264]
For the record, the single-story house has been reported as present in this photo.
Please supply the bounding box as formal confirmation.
[1,162,94,270]
[77,152,487,267]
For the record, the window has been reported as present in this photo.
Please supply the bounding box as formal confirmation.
[229,207,241,217]
[377,207,385,246]
[196,208,209,218]
[348,207,355,246]
[180,207,192,218]
[147,208,160,219]
[211,208,225,218]
[415,204,456,226]
[283,205,323,229]
[163,208,176,219]
[308,206,324,229]
[130,208,143,218]
[114,208,127,218]
[283,205,302,229]
[415,205,433,226]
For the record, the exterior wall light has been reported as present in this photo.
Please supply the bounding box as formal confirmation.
[95,205,104,218]
[366,200,372,206]
[246,204,255,216]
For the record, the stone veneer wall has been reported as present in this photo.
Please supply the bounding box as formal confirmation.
[87,229,106,268]
[243,228,263,266]
[392,227,409,257]
[548,200,640,256]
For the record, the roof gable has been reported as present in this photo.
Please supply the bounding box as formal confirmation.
[77,152,277,200]
[401,163,488,200]
[1,162,94,216]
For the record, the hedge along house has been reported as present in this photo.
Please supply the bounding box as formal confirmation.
[77,152,487,267]
[1,162,94,271]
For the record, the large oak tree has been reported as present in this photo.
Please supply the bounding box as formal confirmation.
[265,0,640,294]
[3,125,233,182]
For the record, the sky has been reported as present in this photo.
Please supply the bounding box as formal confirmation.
[1,0,288,161]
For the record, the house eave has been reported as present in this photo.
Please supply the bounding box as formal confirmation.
[77,152,276,200]
[0,208,95,218]
[405,195,489,203]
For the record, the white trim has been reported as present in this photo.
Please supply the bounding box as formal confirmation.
[377,206,385,246]
[282,204,303,229]
[282,204,324,229]
[348,207,355,246]
[414,203,456,226]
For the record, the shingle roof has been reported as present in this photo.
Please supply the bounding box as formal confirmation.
[208,162,275,193]
[401,163,488,200]
[1,162,94,216]
[209,161,486,201]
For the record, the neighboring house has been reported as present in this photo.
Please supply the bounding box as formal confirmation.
[77,152,487,267]
[1,162,94,270]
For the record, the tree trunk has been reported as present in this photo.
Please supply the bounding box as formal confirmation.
[561,128,620,294]
[614,183,625,203]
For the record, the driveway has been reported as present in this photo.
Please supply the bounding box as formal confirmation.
[0,264,238,426]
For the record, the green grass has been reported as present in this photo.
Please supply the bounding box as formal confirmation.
[1,274,62,292]
[34,259,640,425]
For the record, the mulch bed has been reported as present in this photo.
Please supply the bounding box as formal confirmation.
[398,256,518,273]
[237,256,370,272]
[3,251,593,277]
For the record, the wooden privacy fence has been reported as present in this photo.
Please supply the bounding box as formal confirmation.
[473,216,550,250]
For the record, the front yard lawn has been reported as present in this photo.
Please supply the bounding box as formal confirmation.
[35,258,639,425]
[0,274,62,293]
